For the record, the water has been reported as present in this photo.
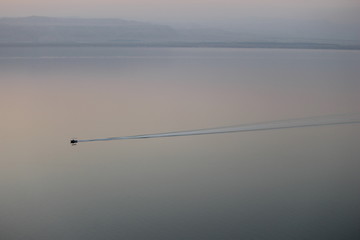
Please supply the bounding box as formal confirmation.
[1,47,360,239]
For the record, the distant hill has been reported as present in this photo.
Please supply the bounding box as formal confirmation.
[0,16,359,50]
[0,16,177,43]
[0,16,248,44]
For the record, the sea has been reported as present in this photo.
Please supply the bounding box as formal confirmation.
[1,47,360,239]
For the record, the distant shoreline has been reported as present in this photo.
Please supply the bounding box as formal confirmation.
[1,42,360,50]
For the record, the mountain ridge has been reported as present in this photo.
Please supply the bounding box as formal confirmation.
[1,16,359,49]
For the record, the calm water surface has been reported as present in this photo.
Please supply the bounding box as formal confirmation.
[1,47,360,239]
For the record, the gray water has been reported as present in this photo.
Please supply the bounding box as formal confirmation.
[1,47,360,240]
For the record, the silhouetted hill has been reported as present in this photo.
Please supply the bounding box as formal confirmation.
[1,16,359,49]
[0,16,177,43]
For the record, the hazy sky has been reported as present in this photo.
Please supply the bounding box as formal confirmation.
[1,0,359,25]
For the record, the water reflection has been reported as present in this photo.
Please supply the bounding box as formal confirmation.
[1,48,360,239]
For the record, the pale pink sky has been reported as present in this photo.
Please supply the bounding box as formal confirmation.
[1,0,359,24]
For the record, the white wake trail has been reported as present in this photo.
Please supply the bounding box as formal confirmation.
[74,113,360,144]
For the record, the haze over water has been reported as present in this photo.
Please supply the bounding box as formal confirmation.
[1,47,360,239]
